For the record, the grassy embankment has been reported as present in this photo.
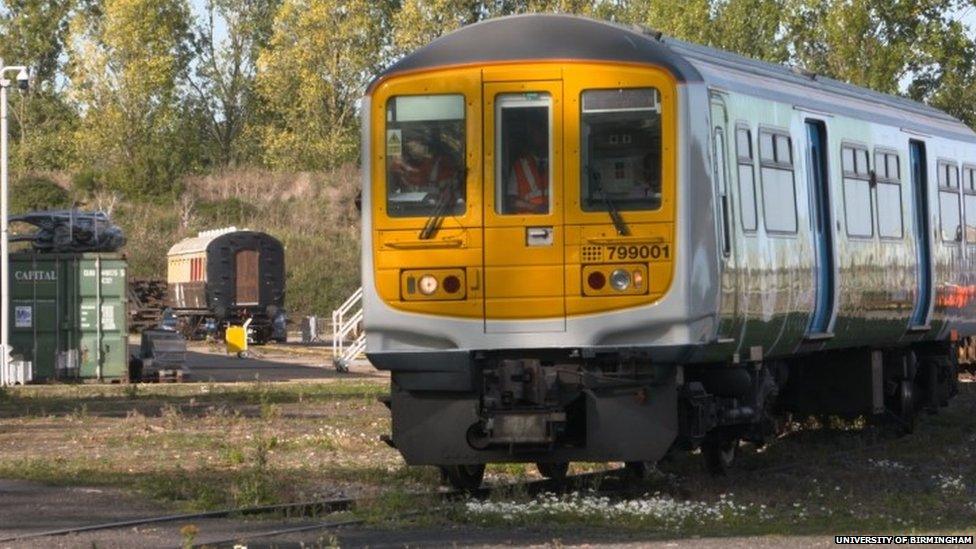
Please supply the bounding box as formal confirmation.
[0,379,974,537]
[18,165,362,319]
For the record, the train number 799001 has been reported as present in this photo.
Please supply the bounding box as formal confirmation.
[606,244,670,261]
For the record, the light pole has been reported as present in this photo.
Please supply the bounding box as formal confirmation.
[0,60,29,387]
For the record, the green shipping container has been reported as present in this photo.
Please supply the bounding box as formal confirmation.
[9,252,128,382]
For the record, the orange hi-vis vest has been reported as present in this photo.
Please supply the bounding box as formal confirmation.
[513,156,547,210]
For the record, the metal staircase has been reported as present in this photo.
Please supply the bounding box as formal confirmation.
[332,287,365,372]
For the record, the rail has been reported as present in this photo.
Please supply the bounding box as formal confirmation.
[332,286,364,372]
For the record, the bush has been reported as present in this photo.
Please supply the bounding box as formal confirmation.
[72,169,102,196]
[10,175,72,214]
[196,198,258,226]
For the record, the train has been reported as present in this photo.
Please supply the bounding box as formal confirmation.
[361,14,968,489]
[166,227,286,343]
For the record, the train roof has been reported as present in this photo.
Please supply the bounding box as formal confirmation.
[167,227,279,256]
[375,14,976,143]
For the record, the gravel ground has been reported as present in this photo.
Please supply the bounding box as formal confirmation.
[129,340,384,383]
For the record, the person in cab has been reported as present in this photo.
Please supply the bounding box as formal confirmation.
[507,124,549,214]
[391,134,458,195]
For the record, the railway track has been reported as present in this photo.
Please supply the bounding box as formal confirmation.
[0,469,628,547]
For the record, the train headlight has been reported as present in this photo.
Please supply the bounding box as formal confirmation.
[610,269,631,291]
[418,275,439,295]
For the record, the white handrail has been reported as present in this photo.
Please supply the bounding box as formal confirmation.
[332,287,364,372]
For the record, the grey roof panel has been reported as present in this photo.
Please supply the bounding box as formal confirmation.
[665,37,956,123]
[374,14,703,85]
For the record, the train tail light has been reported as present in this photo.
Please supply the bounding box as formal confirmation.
[587,271,606,290]
[443,275,461,294]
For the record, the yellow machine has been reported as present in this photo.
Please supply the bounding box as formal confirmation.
[225,318,252,358]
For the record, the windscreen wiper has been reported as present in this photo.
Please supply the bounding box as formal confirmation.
[590,170,630,236]
[419,168,465,240]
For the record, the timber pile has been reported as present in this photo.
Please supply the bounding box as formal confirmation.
[128,278,168,332]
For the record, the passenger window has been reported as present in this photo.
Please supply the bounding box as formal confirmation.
[875,150,903,239]
[938,160,961,242]
[580,88,662,212]
[385,94,466,218]
[963,166,976,244]
[759,129,797,233]
[841,144,873,238]
[496,93,551,215]
[736,127,758,232]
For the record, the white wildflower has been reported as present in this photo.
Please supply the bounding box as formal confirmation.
[934,474,966,495]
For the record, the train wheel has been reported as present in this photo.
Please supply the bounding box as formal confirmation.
[702,433,739,476]
[893,379,916,435]
[536,462,569,481]
[440,464,485,491]
[624,461,655,480]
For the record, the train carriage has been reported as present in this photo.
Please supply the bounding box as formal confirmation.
[361,15,966,489]
[167,227,286,343]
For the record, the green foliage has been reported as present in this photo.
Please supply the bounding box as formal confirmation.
[71,169,102,196]
[189,0,281,167]
[10,175,71,214]
[255,0,391,170]
[195,197,258,225]
[67,0,195,200]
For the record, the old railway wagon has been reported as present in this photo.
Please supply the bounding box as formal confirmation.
[362,15,968,489]
[167,227,286,343]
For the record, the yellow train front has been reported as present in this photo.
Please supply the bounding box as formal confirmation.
[364,16,688,488]
[362,15,966,488]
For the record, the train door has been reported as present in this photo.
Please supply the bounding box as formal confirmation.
[804,119,835,335]
[235,249,260,306]
[909,140,932,328]
[709,95,740,341]
[482,80,565,333]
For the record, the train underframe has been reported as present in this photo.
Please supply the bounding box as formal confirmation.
[379,342,960,490]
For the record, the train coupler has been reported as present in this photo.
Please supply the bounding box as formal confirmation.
[468,410,567,449]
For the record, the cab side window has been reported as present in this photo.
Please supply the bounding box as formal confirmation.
[758,129,797,233]
[736,126,758,232]
[874,150,903,239]
[842,144,873,238]
[938,160,961,242]
[964,166,976,244]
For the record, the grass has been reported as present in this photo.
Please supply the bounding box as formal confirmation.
[0,380,403,511]
[1,379,974,540]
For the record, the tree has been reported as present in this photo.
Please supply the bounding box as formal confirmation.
[614,0,788,62]
[784,0,959,94]
[189,0,280,168]
[908,16,976,129]
[255,0,391,170]
[0,0,79,171]
[66,0,194,199]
